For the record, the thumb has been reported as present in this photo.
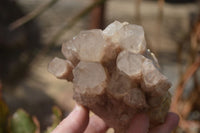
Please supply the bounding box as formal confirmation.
[52,105,89,133]
[127,113,149,133]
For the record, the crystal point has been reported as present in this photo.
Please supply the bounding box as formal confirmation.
[48,57,74,81]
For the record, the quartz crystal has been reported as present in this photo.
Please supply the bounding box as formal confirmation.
[117,50,145,80]
[48,57,74,81]
[141,59,171,96]
[103,21,146,54]
[73,61,107,95]
[48,21,172,133]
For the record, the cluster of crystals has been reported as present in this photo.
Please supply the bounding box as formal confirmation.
[48,21,171,132]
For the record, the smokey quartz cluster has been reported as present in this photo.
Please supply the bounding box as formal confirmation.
[48,21,172,132]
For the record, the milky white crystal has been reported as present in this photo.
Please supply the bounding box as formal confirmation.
[48,57,73,81]
[118,24,146,54]
[103,20,128,38]
[73,61,107,95]
[103,21,146,54]
[62,29,110,63]
[117,50,145,80]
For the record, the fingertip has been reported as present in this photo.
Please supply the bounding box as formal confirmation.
[84,115,109,133]
[167,112,180,121]
[149,112,179,133]
[74,104,89,113]
[52,105,89,133]
[127,113,149,133]
[166,112,179,129]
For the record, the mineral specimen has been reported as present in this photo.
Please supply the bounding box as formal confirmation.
[48,21,172,133]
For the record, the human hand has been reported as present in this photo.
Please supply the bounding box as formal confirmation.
[52,105,179,133]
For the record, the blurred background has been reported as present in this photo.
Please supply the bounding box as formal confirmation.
[0,0,200,132]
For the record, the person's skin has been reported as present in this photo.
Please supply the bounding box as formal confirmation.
[52,105,179,133]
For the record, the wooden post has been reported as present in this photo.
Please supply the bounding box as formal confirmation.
[90,0,106,29]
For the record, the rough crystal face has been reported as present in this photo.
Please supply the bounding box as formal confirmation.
[107,72,133,99]
[103,21,146,54]
[148,92,171,127]
[48,57,74,81]
[118,24,146,54]
[117,50,145,80]
[123,88,148,109]
[62,29,109,63]
[142,59,171,96]
[73,61,107,95]
[48,21,172,133]
[103,20,128,41]
[61,39,79,65]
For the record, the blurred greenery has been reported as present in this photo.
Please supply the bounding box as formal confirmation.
[44,106,62,133]
[0,102,62,133]
[10,109,37,133]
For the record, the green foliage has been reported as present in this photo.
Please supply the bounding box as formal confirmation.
[0,83,62,133]
[0,99,9,133]
[44,106,62,133]
[0,102,62,133]
[10,109,37,133]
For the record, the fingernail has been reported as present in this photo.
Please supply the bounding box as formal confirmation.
[74,104,83,111]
